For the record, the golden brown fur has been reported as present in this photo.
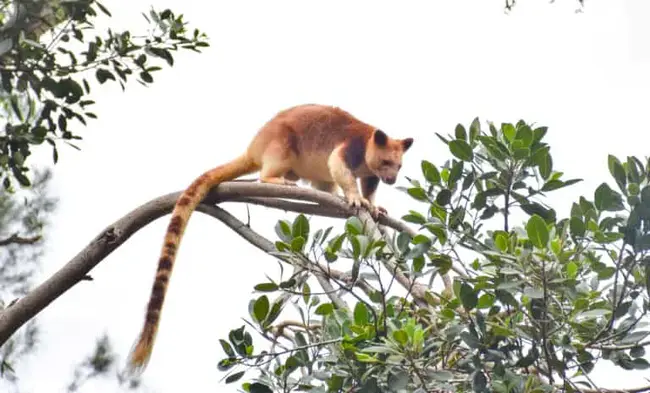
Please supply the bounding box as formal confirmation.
[127,104,413,373]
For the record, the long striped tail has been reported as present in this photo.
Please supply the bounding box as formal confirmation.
[127,154,258,374]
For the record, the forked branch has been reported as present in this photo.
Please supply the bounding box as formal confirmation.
[0,182,455,348]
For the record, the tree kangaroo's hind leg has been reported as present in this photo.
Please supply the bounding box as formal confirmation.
[259,142,297,186]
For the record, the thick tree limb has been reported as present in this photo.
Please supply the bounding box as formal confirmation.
[0,182,447,348]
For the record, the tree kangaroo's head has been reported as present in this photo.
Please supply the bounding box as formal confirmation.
[366,129,414,185]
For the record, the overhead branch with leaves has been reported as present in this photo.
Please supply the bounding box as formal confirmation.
[0,0,209,189]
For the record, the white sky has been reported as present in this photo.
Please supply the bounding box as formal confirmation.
[4,0,650,392]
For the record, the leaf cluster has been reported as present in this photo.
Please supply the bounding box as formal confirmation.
[216,118,650,392]
[0,2,209,189]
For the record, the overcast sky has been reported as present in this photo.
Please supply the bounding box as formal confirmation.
[5,1,650,392]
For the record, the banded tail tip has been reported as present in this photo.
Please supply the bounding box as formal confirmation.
[124,333,154,377]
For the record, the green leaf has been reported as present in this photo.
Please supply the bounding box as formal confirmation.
[315,303,334,316]
[149,47,175,66]
[608,154,627,192]
[515,124,533,147]
[641,186,650,207]
[225,371,245,384]
[502,123,516,142]
[513,147,530,160]
[393,330,408,345]
[520,202,555,222]
[569,217,585,239]
[350,235,370,260]
[477,293,495,309]
[140,71,154,83]
[631,346,646,358]
[292,214,310,241]
[291,236,306,252]
[429,254,452,274]
[460,331,480,349]
[412,255,425,272]
[536,149,553,180]
[542,179,570,192]
[254,283,279,292]
[402,211,426,224]
[301,283,312,306]
[526,214,549,249]
[448,160,464,185]
[275,220,293,242]
[421,160,440,184]
[354,302,369,325]
[532,126,548,144]
[436,189,452,205]
[462,169,475,191]
[345,216,364,235]
[407,187,428,202]
[472,370,488,392]
[95,1,112,16]
[95,68,115,84]
[566,261,578,279]
[404,239,430,260]
[495,234,507,252]
[455,123,467,140]
[449,206,466,229]
[627,156,642,183]
[9,95,22,121]
[632,358,650,370]
[469,117,480,143]
[219,339,235,358]
[253,296,269,322]
[594,183,625,212]
[249,383,273,393]
[425,224,448,245]
[449,140,474,161]
[460,282,478,311]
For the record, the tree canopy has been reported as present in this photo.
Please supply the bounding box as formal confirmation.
[216,119,650,393]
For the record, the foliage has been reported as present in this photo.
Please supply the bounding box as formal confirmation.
[217,119,649,392]
[0,0,209,189]
[0,168,56,384]
[66,334,151,393]
[0,1,207,391]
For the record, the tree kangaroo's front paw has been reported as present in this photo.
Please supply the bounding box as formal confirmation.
[370,204,388,219]
[347,195,371,210]
[283,179,298,186]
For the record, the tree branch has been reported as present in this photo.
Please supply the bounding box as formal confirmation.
[0,233,42,246]
[0,0,71,57]
[0,182,448,347]
[195,204,351,310]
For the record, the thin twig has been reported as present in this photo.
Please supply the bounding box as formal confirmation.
[0,233,42,246]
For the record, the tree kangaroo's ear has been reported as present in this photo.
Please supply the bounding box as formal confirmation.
[402,138,414,151]
[373,129,388,146]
